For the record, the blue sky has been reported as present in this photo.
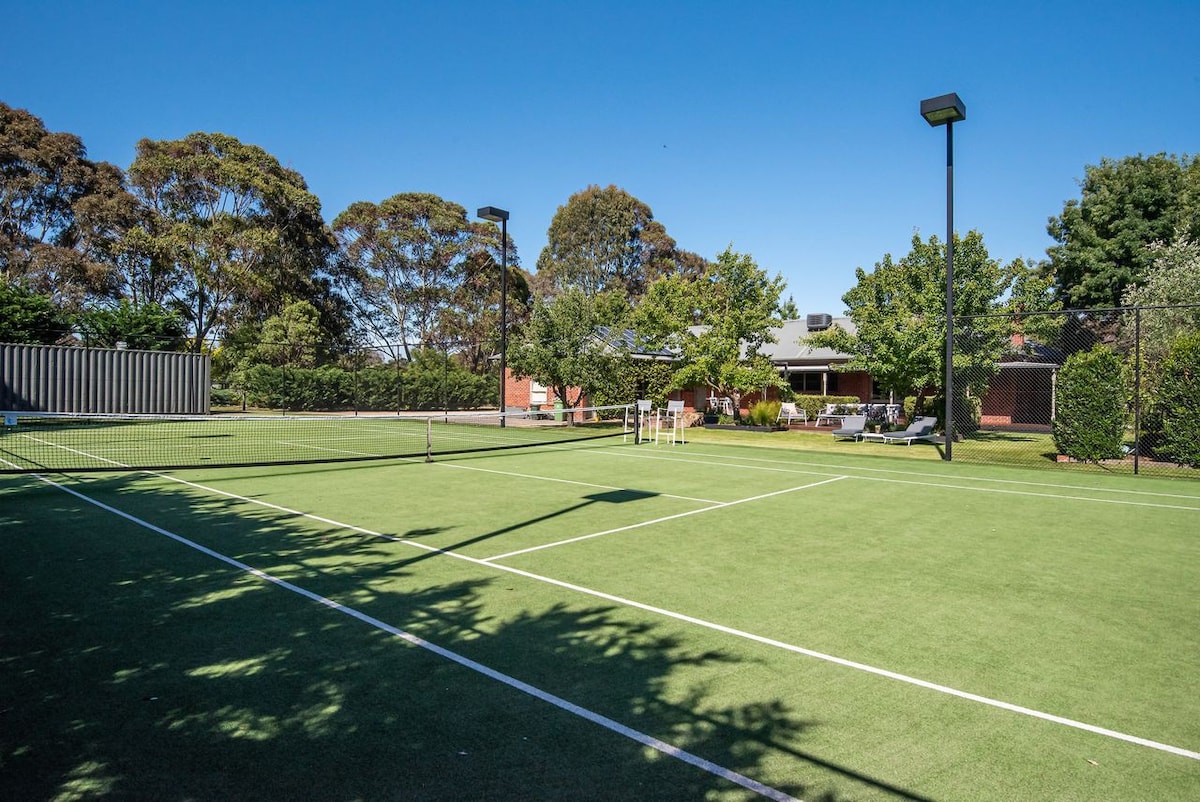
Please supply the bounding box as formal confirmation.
[4,1,1197,316]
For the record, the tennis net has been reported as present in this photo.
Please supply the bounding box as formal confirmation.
[0,404,635,473]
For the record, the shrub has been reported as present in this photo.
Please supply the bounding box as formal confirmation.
[793,394,859,421]
[1153,333,1200,468]
[747,400,781,426]
[1053,346,1127,461]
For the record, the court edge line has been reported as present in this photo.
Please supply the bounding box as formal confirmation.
[604,450,1200,512]
[482,477,848,562]
[612,446,1200,502]
[30,472,799,802]
[141,472,1200,763]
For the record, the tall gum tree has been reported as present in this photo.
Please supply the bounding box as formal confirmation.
[534,184,685,301]
[0,101,134,308]
[127,132,333,350]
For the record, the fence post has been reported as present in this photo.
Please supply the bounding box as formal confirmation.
[1134,307,1141,476]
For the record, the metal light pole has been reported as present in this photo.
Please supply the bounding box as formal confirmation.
[477,206,510,426]
[920,92,966,461]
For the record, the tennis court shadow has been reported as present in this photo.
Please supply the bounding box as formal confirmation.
[2,473,935,801]
[393,488,660,567]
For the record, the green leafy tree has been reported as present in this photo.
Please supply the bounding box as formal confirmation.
[0,278,69,343]
[1121,232,1200,367]
[807,231,1010,405]
[534,185,681,301]
[255,300,328,367]
[779,294,800,320]
[0,101,135,307]
[76,300,186,350]
[440,220,530,373]
[333,193,488,362]
[1002,257,1063,347]
[127,132,334,350]
[1047,153,1200,308]
[1053,346,1127,461]
[507,288,612,410]
[635,246,786,420]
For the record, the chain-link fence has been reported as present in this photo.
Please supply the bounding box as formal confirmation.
[951,305,1200,479]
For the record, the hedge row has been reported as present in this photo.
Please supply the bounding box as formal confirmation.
[223,363,496,411]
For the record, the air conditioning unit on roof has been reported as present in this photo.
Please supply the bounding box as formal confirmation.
[806,313,833,331]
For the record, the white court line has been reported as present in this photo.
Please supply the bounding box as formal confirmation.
[28,472,798,802]
[118,472,1200,762]
[483,477,848,562]
[609,447,1200,502]
[603,450,1200,513]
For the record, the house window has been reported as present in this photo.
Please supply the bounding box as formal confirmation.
[530,380,548,406]
[789,372,836,394]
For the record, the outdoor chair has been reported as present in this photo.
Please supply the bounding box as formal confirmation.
[658,399,685,445]
[831,415,867,441]
[776,402,807,426]
[877,416,939,445]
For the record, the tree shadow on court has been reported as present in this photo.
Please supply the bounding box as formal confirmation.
[0,472,934,801]
[394,489,660,567]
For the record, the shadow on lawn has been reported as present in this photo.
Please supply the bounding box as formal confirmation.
[0,472,933,802]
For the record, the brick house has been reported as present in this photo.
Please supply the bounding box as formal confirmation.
[504,315,875,416]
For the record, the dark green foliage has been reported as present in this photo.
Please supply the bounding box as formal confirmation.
[1153,334,1200,468]
[589,357,675,410]
[76,300,186,350]
[240,354,494,412]
[0,279,69,343]
[1047,153,1200,308]
[1053,347,1127,461]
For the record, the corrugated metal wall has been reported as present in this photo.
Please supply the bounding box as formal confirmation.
[0,343,210,413]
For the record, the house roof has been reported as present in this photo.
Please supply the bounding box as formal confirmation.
[757,317,856,363]
[592,317,857,364]
[593,326,676,361]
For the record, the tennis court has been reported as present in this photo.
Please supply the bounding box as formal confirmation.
[3,424,1198,800]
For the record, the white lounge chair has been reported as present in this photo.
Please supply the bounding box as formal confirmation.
[776,402,807,426]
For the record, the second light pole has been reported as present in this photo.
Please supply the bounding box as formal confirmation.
[477,206,510,426]
[920,92,966,461]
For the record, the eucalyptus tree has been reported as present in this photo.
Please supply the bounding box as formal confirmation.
[334,192,500,363]
[127,132,335,350]
[534,184,682,301]
[0,101,134,307]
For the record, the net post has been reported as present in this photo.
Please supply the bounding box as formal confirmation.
[425,416,433,463]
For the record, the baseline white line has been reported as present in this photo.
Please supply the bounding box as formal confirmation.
[482,477,848,562]
[124,472,1200,762]
[603,450,1200,512]
[30,473,799,802]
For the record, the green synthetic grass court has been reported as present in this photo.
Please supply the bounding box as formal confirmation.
[2,433,1198,800]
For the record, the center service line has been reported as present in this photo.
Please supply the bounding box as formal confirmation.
[481,476,848,562]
